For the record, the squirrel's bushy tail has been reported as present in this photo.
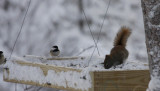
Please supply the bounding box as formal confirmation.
[113,26,131,47]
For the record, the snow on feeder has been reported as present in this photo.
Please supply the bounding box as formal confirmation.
[3,55,150,91]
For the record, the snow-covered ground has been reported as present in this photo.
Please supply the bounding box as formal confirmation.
[0,0,148,91]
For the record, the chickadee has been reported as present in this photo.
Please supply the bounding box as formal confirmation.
[50,46,60,57]
[0,51,5,65]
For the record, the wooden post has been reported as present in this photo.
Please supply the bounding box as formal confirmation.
[92,70,150,91]
[141,0,160,90]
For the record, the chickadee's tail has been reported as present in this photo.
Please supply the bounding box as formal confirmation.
[113,26,131,47]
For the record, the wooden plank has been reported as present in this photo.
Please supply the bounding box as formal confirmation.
[4,78,83,91]
[89,72,94,91]
[3,60,86,91]
[93,70,150,91]
[24,55,85,61]
[15,60,81,75]
[47,57,85,60]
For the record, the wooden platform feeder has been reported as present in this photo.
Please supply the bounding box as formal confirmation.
[3,56,150,91]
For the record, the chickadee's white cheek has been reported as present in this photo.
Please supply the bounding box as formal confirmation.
[51,48,55,50]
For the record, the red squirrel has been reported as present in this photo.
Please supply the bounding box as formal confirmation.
[104,26,131,69]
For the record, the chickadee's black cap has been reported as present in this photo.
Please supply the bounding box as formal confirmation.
[53,45,58,48]
[0,51,3,53]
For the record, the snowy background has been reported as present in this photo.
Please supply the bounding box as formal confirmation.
[0,0,148,91]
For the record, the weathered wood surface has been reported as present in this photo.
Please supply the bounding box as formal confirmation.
[16,60,81,75]
[24,55,85,61]
[47,57,85,60]
[91,70,150,91]
[3,60,85,91]
[4,78,83,91]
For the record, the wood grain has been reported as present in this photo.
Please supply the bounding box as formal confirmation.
[24,55,85,61]
[3,60,85,91]
[4,78,83,91]
[47,57,85,60]
[92,70,150,91]
[16,60,81,74]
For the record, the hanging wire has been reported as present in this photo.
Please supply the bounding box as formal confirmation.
[97,0,111,43]
[7,0,31,90]
[15,83,17,91]
[87,0,111,65]
[82,8,100,56]
[9,0,31,59]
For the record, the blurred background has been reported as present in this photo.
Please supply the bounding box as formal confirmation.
[0,0,148,91]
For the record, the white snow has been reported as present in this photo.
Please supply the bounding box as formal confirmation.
[147,76,160,91]
[21,55,149,70]
[149,3,160,19]
[4,57,93,90]
[149,11,154,18]
[149,51,154,56]
[158,51,160,58]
